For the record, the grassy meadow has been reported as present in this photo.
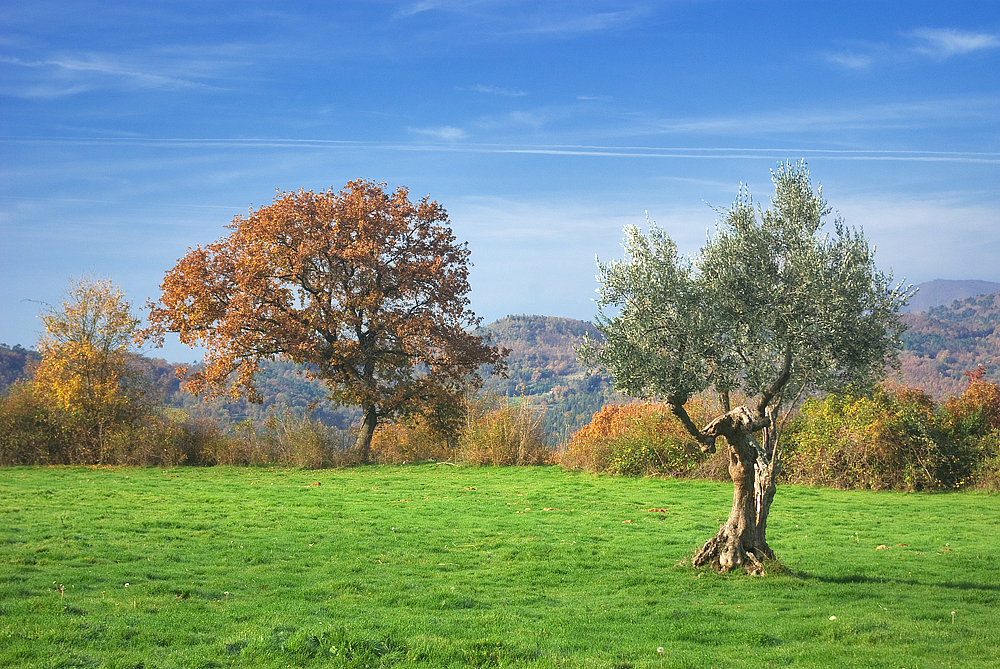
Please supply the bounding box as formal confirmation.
[1,465,997,668]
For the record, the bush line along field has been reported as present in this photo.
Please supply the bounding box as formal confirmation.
[2,465,998,668]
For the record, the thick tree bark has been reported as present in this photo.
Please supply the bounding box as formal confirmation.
[691,405,781,575]
[355,404,378,464]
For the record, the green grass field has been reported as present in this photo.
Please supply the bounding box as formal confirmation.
[1,465,997,668]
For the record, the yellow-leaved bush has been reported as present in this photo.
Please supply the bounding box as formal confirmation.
[781,381,1000,491]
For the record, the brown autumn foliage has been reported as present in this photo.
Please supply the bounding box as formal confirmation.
[144,179,507,462]
[562,399,719,476]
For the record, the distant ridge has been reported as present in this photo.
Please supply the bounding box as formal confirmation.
[903,279,1000,313]
[897,291,1000,398]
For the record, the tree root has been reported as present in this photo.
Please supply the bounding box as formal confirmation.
[693,527,774,576]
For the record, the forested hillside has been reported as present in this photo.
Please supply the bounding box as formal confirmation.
[897,291,1000,397]
[155,359,359,429]
[148,315,619,441]
[5,301,999,441]
[0,344,40,390]
[479,315,622,441]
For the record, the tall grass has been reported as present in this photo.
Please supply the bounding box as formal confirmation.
[458,393,552,465]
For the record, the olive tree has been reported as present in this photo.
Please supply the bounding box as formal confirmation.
[579,162,912,574]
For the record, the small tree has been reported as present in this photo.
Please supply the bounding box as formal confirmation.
[30,275,151,462]
[144,179,507,462]
[579,162,912,574]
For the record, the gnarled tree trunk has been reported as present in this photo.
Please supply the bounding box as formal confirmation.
[692,405,780,575]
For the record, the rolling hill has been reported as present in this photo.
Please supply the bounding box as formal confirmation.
[4,287,999,438]
[896,291,1000,398]
[478,315,620,441]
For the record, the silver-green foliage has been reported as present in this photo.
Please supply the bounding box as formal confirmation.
[580,161,912,413]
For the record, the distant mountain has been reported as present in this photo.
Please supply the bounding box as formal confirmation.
[902,279,1000,313]
[0,344,40,390]
[480,315,621,442]
[897,291,1000,398]
[7,294,998,436]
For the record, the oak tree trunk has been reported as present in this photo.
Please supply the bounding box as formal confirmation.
[355,404,378,464]
[692,406,781,575]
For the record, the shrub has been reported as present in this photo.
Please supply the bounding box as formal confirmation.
[458,394,552,466]
[940,379,1000,490]
[215,410,356,468]
[371,416,455,464]
[562,400,714,477]
[0,381,233,467]
[0,381,73,465]
[782,385,974,490]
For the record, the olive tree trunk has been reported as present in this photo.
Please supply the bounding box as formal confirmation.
[692,405,780,575]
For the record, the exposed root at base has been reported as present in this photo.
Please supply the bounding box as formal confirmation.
[692,530,775,576]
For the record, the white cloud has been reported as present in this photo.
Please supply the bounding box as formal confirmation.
[824,28,999,70]
[835,194,1000,284]
[394,1,449,18]
[464,84,528,97]
[0,53,225,99]
[522,9,647,35]
[910,28,1000,57]
[408,125,469,140]
[824,51,874,69]
[631,97,1000,139]
[393,3,651,40]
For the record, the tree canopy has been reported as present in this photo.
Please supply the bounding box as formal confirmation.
[579,161,912,573]
[29,276,151,462]
[144,179,507,461]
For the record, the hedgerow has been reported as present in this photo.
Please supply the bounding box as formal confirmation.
[780,378,1000,491]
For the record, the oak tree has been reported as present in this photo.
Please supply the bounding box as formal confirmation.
[579,162,912,574]
[145,179,507,462]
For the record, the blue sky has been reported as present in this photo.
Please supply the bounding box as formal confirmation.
[2,1,998,363]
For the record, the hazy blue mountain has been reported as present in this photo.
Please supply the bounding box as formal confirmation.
[903,279,1000,313]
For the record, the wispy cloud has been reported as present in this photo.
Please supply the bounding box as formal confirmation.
[393,1,450,18]
[825,28,1000,70]
[634,97,1000,137]
[471,108,557,131]
[393,2,652,39]
[460,84,528,97]
[408,125,469,140]
[823,51,874,70]
[522,9,644,35]
[910,28,1000,57]
[1,54,225,99]
[4,136,996,164]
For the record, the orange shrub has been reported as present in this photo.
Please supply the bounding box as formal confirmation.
[562,399,714,477]
[942,380,1000,434]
